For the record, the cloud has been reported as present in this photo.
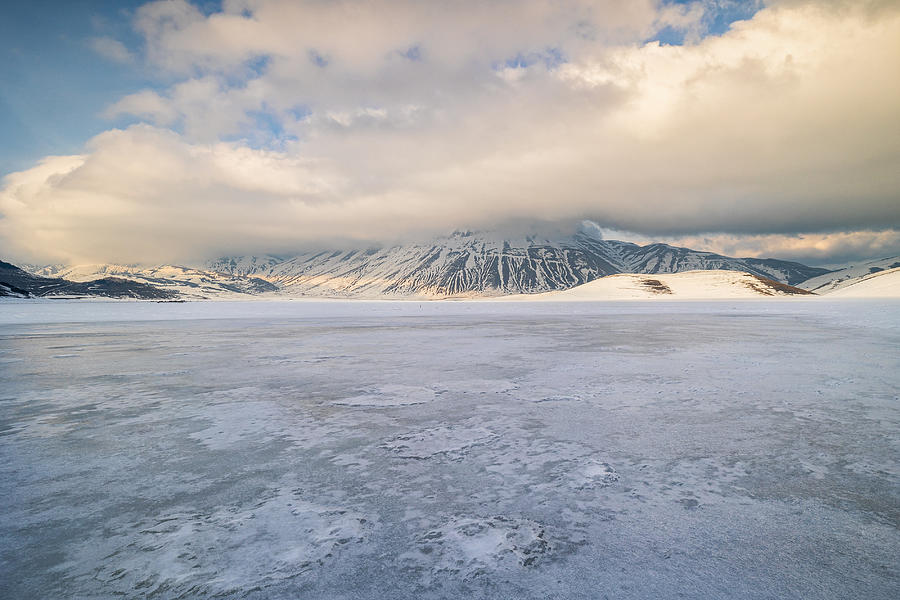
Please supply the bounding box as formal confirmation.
[104,90,179,125]
[2,0,899,265]
[623,230,900,266]
[89,36,135,64]
[133,0,689,74]
[0,126,348,264]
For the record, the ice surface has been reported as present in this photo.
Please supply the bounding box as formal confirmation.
[334,384,437,406]
[401,515,562,585]
[381,424,499,458]
[1,299,899,599]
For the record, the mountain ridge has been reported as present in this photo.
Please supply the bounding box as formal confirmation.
[0,260,176,299]
[10,229,856,300]
[26,264,278,299]
[204,230,830,298]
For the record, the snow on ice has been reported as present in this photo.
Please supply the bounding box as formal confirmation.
[0,298,898,599]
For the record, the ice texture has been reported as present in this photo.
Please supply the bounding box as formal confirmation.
[334,384,437,406]
[381,424,499,458]
[0,298,898,599]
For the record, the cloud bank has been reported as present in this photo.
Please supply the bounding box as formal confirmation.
[2,0,899,264]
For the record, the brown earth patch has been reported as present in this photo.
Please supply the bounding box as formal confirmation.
[746,274,815,296]
[640,278,673,294]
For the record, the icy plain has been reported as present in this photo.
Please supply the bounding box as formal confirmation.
[1,299,898,599]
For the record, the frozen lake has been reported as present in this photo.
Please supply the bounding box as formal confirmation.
[1,299,898,599]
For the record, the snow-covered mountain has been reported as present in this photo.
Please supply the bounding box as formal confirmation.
[0,280,31,298]
[203,255,289,278]
[797,256,900,295]
[27,264,277,299]
[494,270,814,301]
[205,229,830,298]
[19,228,835,300]
[1,260,175,299]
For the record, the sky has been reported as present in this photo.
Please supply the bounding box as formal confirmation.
[0,0,898,267]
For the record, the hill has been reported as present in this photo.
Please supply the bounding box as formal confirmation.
[495,270,814,301]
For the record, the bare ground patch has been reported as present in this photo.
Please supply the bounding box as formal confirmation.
[639,278,673,294]
[746,274,814,296]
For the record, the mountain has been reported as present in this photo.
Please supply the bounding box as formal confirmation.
[205,229,830,298]
[28,264,278,299]
[0,260,175,299]
[18,228,834,300]
[202,255,290,278]
[797,256,900,295]
[494,270,814,301]
[0,280,31,298]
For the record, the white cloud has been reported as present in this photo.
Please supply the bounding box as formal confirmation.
[2,0,899,264]
[0,126,351,264]
[104,89,179,125]
[89,36,135,64]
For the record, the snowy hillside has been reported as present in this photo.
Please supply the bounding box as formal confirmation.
[203,255,289,278]
[1,260,174,299]
[494,270,814,301]
[0,281,31,298]
[27,264,277,299]
[798,256,900,294]
[205,229,828,298]
[824,267,900,298]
